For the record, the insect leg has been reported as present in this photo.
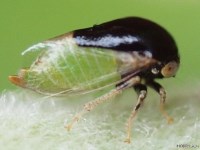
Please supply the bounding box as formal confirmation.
[147,81,173,124]
[65,76,141,132]
[124,84,147,143]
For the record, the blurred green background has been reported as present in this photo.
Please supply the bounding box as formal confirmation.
[0,0,200,91]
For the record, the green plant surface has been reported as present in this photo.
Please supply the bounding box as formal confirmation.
[0,1,200,150]
[0,0,200,91]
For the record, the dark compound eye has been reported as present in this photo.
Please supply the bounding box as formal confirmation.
[151,67,160,75]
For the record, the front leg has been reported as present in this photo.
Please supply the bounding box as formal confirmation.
[147,80,173,124]
[124,84,147,143]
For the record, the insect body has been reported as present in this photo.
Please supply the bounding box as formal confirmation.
[9,17,180,143]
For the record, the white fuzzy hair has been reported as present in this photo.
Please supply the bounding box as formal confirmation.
[0,86,200,150]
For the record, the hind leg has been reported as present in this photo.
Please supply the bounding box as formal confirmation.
[65,76,141,131]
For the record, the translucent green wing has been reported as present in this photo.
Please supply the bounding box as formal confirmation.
[16,34,155,96]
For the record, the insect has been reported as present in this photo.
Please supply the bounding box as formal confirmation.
[9,17,180,143]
